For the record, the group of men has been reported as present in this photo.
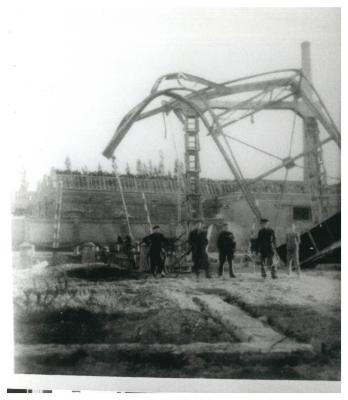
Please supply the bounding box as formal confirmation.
[254,218,301,278]
[187,221,236,279]
[138,218,301,279]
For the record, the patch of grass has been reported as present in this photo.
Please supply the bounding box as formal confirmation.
[117,349,188,369]
[14,305,237,345]
[66,266,144,281]
[38,349,88,368]
[221,293,341,358]
[15,308,107,344]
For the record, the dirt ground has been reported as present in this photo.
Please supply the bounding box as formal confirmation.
[13,261,341,380]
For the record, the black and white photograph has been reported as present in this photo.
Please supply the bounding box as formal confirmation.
[4,2,342,394]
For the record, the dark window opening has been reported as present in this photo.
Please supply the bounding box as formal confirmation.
[293,206,312,221]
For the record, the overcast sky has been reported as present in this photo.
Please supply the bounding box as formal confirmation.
[8,6,340,190]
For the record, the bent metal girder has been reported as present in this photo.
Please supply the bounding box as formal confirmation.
[103,70,341,221]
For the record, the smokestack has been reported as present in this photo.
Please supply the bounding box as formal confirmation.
[301,41,312,82]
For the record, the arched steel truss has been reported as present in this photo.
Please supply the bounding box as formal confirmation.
[103,69,340,222]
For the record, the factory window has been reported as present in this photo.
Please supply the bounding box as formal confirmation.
[293,206,312,221]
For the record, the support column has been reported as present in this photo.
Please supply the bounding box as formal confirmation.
[184,112,202,221]
[301,41,328,223]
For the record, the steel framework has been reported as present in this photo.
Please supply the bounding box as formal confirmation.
[103,68,340,224]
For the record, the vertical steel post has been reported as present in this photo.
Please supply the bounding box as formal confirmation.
[184,112,203,221]
[301,41,328,223]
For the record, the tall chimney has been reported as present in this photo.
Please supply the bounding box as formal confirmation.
[301,41,312,82]
[300,41,324,223]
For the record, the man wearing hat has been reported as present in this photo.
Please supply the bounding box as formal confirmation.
[257,218,277,279]
[217,223,237,278]
[141,225,168,277]
[187,220,211,279]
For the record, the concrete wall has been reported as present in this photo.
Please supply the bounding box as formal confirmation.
[218,191,340,247]
[13,171,340,250]
[12,186,340,250]
[12,217,26,246]
[36,189,183,222]
[11,217,179,249]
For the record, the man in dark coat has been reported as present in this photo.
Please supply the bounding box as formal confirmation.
[141,225,167,277]
[116,235,123,253]
[257,218,277,279]
[187,220,211,279]
[217,223,236,278]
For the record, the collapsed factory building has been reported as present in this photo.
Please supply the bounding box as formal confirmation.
[12,42,341,268]
[12,168,340,250]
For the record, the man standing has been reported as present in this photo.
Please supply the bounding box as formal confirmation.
[257,218,277,279]
[187,220,211,279]
[217,223,236,278]
[123,234,136,269]
[286,223,301,277]
[116,235,123,253]
[142,225,167,277]
[249,223,258,257]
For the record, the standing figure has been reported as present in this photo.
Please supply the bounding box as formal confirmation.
[249,223,259,257]
[123,234,136,269]
[116,235,123,253]
[98,245,110,264]
[286,223,301,277]
[257,218,277,279]
[217,223,236,278]
[142,225,167,277]
[187,220,211,279]
[163,237,176,274]
[139,241,150,272]
[247,223,259,273]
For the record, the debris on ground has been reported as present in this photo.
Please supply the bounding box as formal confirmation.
[13,264,340,380]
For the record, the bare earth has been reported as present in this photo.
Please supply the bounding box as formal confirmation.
[13,262,340,380]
